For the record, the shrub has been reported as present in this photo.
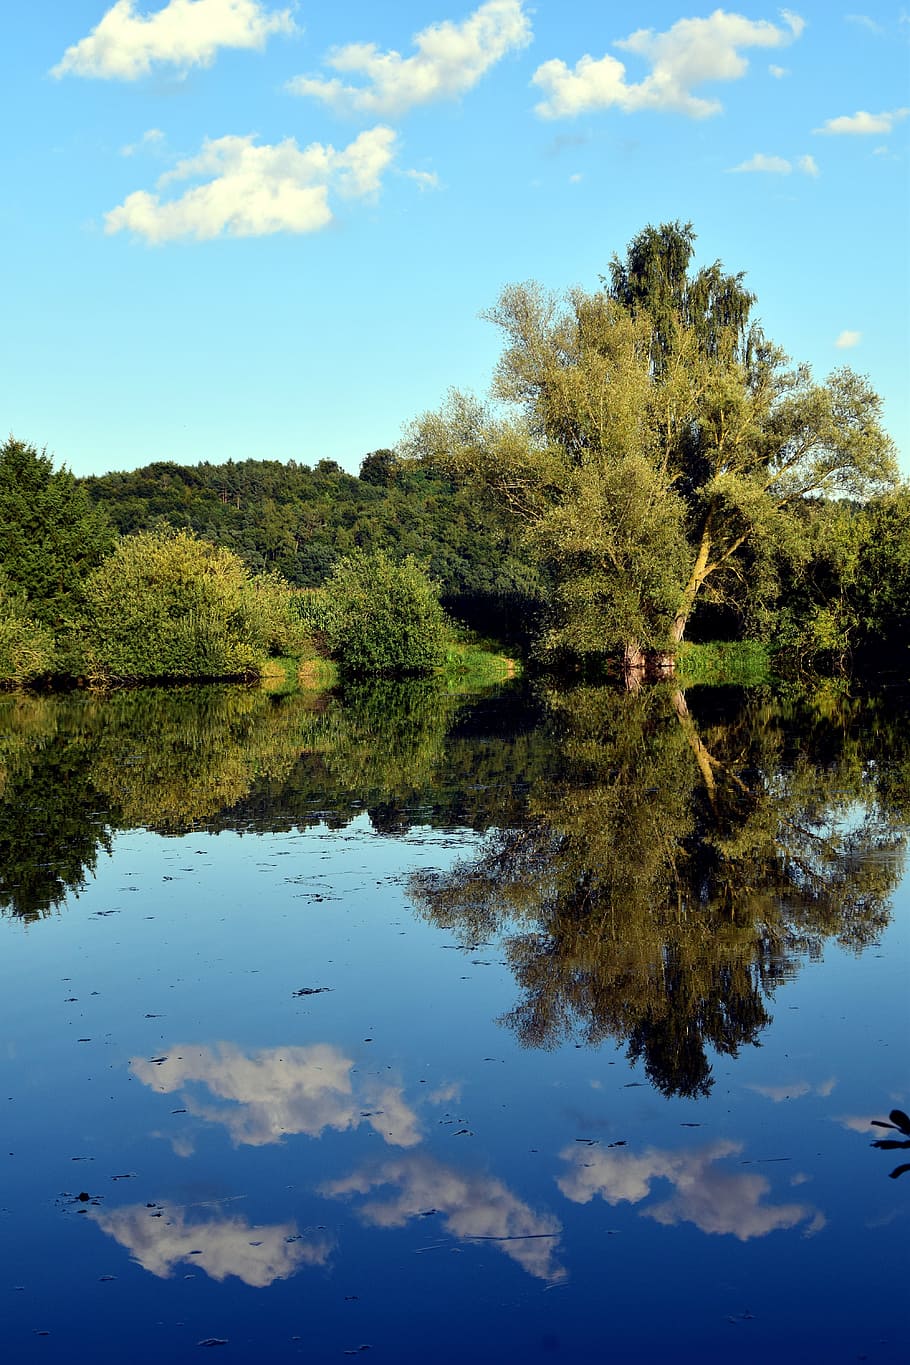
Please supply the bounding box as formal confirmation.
[81,529,298,682]
[325,551,448,677]
[0,591,57,685]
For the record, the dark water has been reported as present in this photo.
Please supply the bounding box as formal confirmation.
[1,680,908,1362]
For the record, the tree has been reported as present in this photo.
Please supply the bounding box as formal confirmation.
[80,528,302,682]
[0,437,114,626]
[405,225,897,660]
[325,550,449,677]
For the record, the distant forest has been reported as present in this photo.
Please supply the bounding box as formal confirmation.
[81,452,545,644]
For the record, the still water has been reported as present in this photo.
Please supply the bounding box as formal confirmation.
[1,681,908,1362]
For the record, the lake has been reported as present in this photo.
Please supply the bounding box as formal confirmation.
[1,679,908,1362]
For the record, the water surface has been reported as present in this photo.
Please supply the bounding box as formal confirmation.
[1,681,908,1361]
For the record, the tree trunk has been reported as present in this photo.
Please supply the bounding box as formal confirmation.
[672,522,713,644]
[671,688,716,804]
[623,639,646,692]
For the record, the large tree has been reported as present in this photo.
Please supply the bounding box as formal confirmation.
[0,437,114,626]
[405,224,897,659]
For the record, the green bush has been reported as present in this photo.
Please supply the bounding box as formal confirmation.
[244,572,312,657]
[80,529,300,683]
[0,591,57,685]
[325,551,448,677]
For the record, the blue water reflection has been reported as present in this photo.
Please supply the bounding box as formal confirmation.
[1,681,908,1362]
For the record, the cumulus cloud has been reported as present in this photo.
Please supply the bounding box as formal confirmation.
[323,1154,565,1281]
[532,9,805,120]
[91,1204,332,1286]
[815,108,909,135]
[52,0,296,80]
[104,127,398,243]
[558,1139,823,1241]
[728,151,819,175]
[835,330,862,349]
[131,1040,421,1146]
[287,0,532,116]
[769,63,789,77]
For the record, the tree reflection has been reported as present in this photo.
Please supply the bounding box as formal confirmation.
[0,695,113,921]
[0,679,519,919]
[413,684,908,1097]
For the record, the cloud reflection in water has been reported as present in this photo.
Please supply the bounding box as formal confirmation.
[558,1140,824,1240]
[323,1153,565,1282]
[131,1042,422,1147]
[91,1204,333,1287]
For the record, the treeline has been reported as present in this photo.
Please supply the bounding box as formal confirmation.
[78,449,910,680]
[0,438,472,687]
[81,450,545,644]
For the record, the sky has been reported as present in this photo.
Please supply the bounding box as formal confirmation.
[3,1,909,479]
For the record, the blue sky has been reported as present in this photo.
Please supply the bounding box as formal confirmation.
[4,1,909,478]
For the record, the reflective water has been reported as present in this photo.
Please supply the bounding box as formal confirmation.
[1,681,908,1362]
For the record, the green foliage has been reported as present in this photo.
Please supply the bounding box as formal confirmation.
[405,224,897,659]
[676,640,772,687]
[325,550,449,677]
[293,586,336,638]
[0,588,57,685]
[79,528,300,682]
[0,437,114,626]
[80,454,545,645]
[852,486,910,669]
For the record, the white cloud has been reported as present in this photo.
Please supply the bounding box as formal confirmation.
[729,152,794,173]
[105,127,398,243]
[769,63,789,77]
[728,151,819,175]
[91,1204,332,1286]
[52,0,296,80]
[835,330,862,349]
[558,1139,823,1241]
[130,1039,421,1145]
[815,108,909,135]
[288,0,532,116]
[405,169,442,191]
[121,127,166,157]
[532,9,805,120]
[323,1153,565,1281]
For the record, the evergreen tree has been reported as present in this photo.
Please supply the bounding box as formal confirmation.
[0,437,114,626]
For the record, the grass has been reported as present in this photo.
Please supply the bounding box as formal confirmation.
[258,653,338,694]
[676,640,772,687]
[259,629,520,697]
[438,640,520,690]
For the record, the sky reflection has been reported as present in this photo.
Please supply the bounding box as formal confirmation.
[131,1042,422,1148]
[323,1153,566,1282]
[558,1140,825,1240]
[90,1203,333,1287]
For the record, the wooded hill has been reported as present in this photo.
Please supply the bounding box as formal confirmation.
[80,453,545,644]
